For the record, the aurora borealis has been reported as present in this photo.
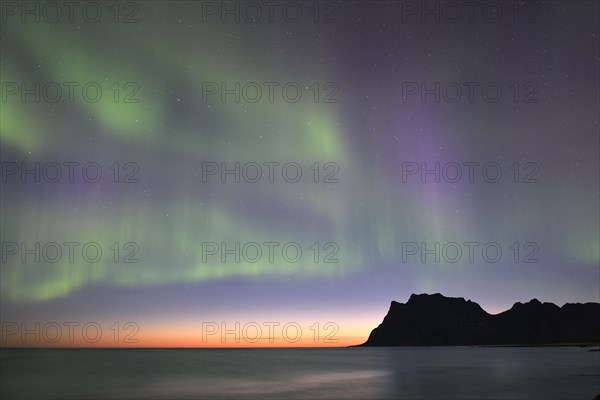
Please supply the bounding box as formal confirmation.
[0,1,598,347]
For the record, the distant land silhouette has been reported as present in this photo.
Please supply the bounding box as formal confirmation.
[360,293,600,346]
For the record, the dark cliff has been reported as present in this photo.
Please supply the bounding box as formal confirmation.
[361,293,600,346]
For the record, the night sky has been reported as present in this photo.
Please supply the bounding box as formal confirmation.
[1,1,598,347]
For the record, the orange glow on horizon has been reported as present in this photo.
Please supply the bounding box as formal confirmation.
[0,319,372,348]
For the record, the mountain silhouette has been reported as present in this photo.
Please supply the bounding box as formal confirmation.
[361,293,600,346]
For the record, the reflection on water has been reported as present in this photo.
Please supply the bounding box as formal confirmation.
[1,347,599,399]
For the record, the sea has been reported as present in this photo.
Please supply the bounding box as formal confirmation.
[1,346,599,399]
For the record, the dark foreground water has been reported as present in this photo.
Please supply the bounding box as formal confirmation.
[1,347,599,399]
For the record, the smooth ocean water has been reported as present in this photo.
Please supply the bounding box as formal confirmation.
[1,347,599,399]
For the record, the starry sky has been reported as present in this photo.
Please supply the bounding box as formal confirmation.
[1,1,598,347]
